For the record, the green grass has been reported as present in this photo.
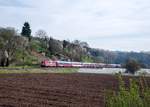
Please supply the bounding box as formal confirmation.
[0,67,79,74]
[53,68,79,73]
[0,65,39,69]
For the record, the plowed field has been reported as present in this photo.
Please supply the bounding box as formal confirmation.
[0,73,149,107]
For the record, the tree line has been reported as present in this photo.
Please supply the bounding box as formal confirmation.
[0,22,150,69]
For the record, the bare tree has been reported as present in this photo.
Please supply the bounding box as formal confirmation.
[35,29,49,49]
[0,27,28,66]
[35,29,48,40]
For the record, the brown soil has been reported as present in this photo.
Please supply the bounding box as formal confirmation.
[0,73,149,107]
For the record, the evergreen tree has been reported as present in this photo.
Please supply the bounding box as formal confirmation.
[21,22,31,40]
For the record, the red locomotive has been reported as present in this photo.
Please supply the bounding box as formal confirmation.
[41,60,57,67]
[41,59,121,68]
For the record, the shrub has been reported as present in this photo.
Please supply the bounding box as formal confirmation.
[14,49,38,66]
[81,55,93,63]
[125,59,141,74]
[105,74,150,107]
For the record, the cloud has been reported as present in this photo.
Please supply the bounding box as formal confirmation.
[0,0,31,8]
[0,0,150,51]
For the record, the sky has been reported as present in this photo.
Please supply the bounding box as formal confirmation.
[0,0,150,52]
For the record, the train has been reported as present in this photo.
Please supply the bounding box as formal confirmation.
[41,59,121,68]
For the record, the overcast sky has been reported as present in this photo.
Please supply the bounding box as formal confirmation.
[0,0,150,52]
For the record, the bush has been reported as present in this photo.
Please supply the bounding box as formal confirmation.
[125,59,141,74]
[29,40,46,53]
[81,55,93,63]
[105,75,150,107]
[14,49,38,66]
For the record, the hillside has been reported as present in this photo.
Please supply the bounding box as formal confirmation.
[0,27,150,68]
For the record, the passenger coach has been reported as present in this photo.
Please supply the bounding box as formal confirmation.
[41,59,121,68]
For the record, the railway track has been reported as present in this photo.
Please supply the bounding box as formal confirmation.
[0,67,101,71]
